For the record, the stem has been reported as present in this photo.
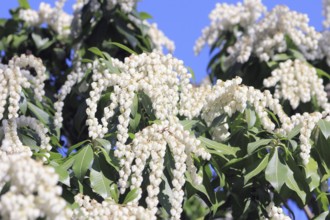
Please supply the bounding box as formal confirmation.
[303,205,314,220]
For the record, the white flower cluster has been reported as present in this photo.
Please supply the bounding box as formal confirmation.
[230,6,321,62]
[147,23,175,53]
[128,14,175,53]
[265,202,291,220]
[54,60,85,129]
[73,194,155,220]
[196,1,321,62]
[323,0,330,28]
[106,0,138,13]
[194,0,266,54]
[85,52,210,219]
[19,0,73,38]
[291,112,323,165]
[118,118,209,218]
[264,59,330,110]
[0,54,47,120]
[0,151,72,220]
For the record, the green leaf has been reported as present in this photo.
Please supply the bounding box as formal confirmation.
[31,33,50,49]
[67,140,90,155]
[55,166,70,186]
[317,119,330,139]
[244,154,269,184]
[316,68,330,80]
[287,124,302,139]
[305,158,320,191]
[180,120,199,130]
[313,211,329,220]
[265,148,289,192]
[59,156,75,170]
[72,145,94,180]
[108,42,137,55]
[131,93,138,117]
[109,183,119,203]
[88,47,105,58]
[247,139,272,155]
[95,138,111,153]
[27,102,50,124]
[90,156,112,198]
[123,188,139,204]
[139,12,153,20]
[245,108,256,128]
[96,146,119,171]
[130,113,141,131]
[199,136,239,156]
[18,0,30,9]
[285,171,307,203]
[19,92,27,114]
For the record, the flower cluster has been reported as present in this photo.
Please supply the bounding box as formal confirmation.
[84,52,210,219]
[291,112,323,165]
[54,60,85,129]
[19,0,73,38]
[128,14,175,53]
[265,202,291,220]
[194,0,266,54]
[73,194,155,220]
[196,1,321,62]
[264,59,330,110]
[323,0,330,28]
[0,151,72,220]
[106,0,138,13]
[0,54,47,120]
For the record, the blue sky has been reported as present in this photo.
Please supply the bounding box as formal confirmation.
[0,1,325,219]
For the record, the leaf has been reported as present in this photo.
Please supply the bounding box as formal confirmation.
[27,102,50,124]
[96,146,119,171]
[285,171,307,203]
[247,139,272,155]
[316,68,330,80]
[199,136,239,156]
[245,108,256,128]
[72,145,94,180]
[139,12,153,20]
[67,140,90,155]
[88,47,105,58]
[244,154,269,184]
[180,120,198,130]
[55,166,70,186]
[95,138,111,153]
[108,42,137,55]
[313,211,329,220]
[317,119,330,139]
[130,113,141,131]
[19,92,27,114]
[305,158,320,191]
[90,156,112,198]
[31,33,50,49]
[287,124,302,139]
[131,93,138,117]
[18,0,30,9]
[123,188,139,204]
[109,183,119,203]
[265,148,289,192]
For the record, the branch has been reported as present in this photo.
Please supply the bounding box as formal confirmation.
[303,205,314,220]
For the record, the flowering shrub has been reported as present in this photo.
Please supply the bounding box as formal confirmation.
[0,0,330,219]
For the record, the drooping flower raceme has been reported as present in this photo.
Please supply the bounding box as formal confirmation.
[73,194,154,220]
[19,0,73,38]
[0,151,72,220]
[194,0,266,55]
[196,1,321,63]
[264,59,330,111]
